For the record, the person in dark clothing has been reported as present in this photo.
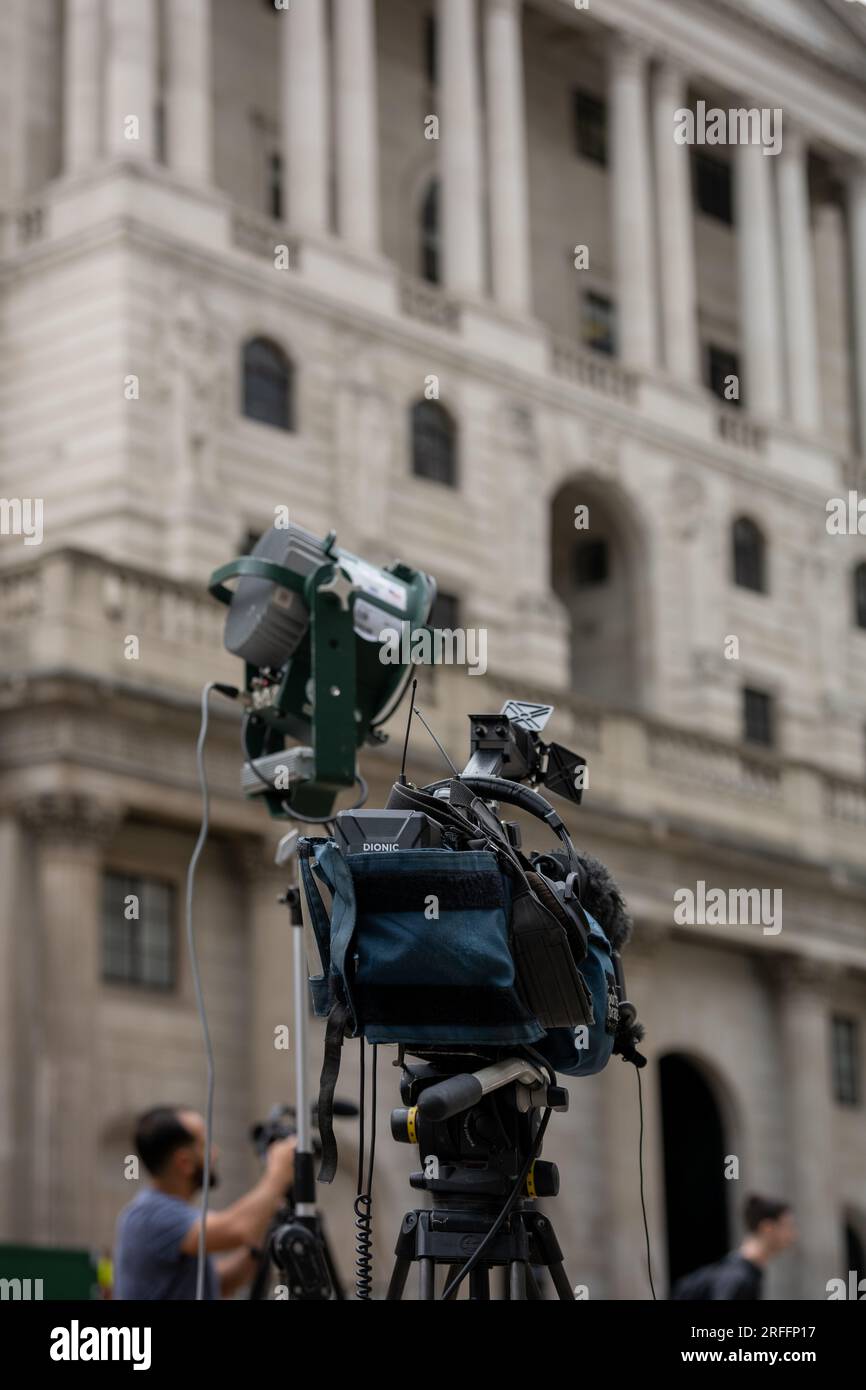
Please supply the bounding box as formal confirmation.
[114,1105,295,1300]
[671,1195,797,1300]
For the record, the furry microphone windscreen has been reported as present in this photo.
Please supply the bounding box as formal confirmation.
[575,852,633,952]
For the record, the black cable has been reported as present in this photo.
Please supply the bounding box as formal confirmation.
[187,681,240,1300]
[441,1106,553,1301]
[353,1041,375,1298]
[636,1066,657,1300]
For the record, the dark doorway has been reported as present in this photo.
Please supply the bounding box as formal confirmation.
[659,1053,730,1291]
[846,1222,865,1286]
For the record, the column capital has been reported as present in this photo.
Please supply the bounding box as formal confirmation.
[758,951,848,995]
[608,31,655,72]
[653,56,690,92]
[777,121,811,163]
[841,154,866,190]
[18,792,123,848]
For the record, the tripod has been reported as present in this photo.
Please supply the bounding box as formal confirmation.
[386,1056,575,1300]
[246,863,345,1300]
[248,1193,345,1301]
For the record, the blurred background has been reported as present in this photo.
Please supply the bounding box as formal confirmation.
[1,0,865,1299]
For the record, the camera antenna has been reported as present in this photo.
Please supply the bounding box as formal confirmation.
[398,677,418,785]
[413,702,461,779]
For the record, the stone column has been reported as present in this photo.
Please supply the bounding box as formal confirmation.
[438,0,485,297]
[2,0,34,199]
[282,0,330,234]
[105,0,157,161]
[21,794,121,1246]
[485,0,531,315]
[0,818,24,1238]
[653,63,699,383]
[63,0,102,173]
[334,0,380,252]
[778,128,820,432]
[609,38,657,369]
[847,164,866,458]
[776,958,845,1298]
[165,0,212,183]
[735,141,784,419]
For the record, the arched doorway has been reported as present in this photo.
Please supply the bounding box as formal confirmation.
[550,476,648,710]
[845,1218,866,1287]
[659,1053,731,1290]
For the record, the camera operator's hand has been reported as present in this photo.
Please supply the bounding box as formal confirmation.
[265,1136,297,1192]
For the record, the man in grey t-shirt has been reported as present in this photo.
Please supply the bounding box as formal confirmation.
[114,1106,295,1300]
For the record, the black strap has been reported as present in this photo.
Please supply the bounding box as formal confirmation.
[316,1001,348,1183]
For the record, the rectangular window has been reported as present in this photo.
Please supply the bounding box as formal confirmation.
[424,13,438,86]
[694,152,733,225]
[583,291,616,356]
[743,688,774,748]
[102,873,176,990]
[706,345,741,407]
[831,1016,860,1106]
[573,90,607,166]
[268,152,283,221]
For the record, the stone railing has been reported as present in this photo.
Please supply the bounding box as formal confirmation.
[398,274,461,331]
[550,337,639,406]
[824,776,866,827]
[2,550,865,864]
[231,209,299,267]
[648,727,782,802]
[716,408,766,453]
[0,549,231,696]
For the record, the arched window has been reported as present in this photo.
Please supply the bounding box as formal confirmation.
[855,562,866,630]
[242,337,294,431]
[411,399,456,486]
[732,516,766,593]
[420,180,440,285]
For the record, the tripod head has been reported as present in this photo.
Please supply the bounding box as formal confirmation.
[391,1055,568,1207]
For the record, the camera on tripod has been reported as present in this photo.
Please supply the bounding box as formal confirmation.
[209,523,645,1300]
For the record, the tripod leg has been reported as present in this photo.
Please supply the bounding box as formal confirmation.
[548,1260,576,1301]
[528,1213,576,1301]
[419,1257,436,1300]
[469,1266,490,1301]
[525,1265,543,1301]
[508,1260,527,1301]
[386,1257,411,1301]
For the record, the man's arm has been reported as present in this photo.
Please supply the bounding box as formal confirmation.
[216,1248,259,1298]
[178,1138,296,1258]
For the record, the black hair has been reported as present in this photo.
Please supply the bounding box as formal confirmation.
[134,1106,196,1176]
[744,1194,791,1232]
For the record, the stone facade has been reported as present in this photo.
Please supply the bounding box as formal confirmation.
[1,0,866,1299]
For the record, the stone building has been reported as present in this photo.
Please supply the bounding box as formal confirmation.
[1,0,866,1299]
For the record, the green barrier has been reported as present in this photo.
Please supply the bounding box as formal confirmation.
[0,1244,99,1301]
